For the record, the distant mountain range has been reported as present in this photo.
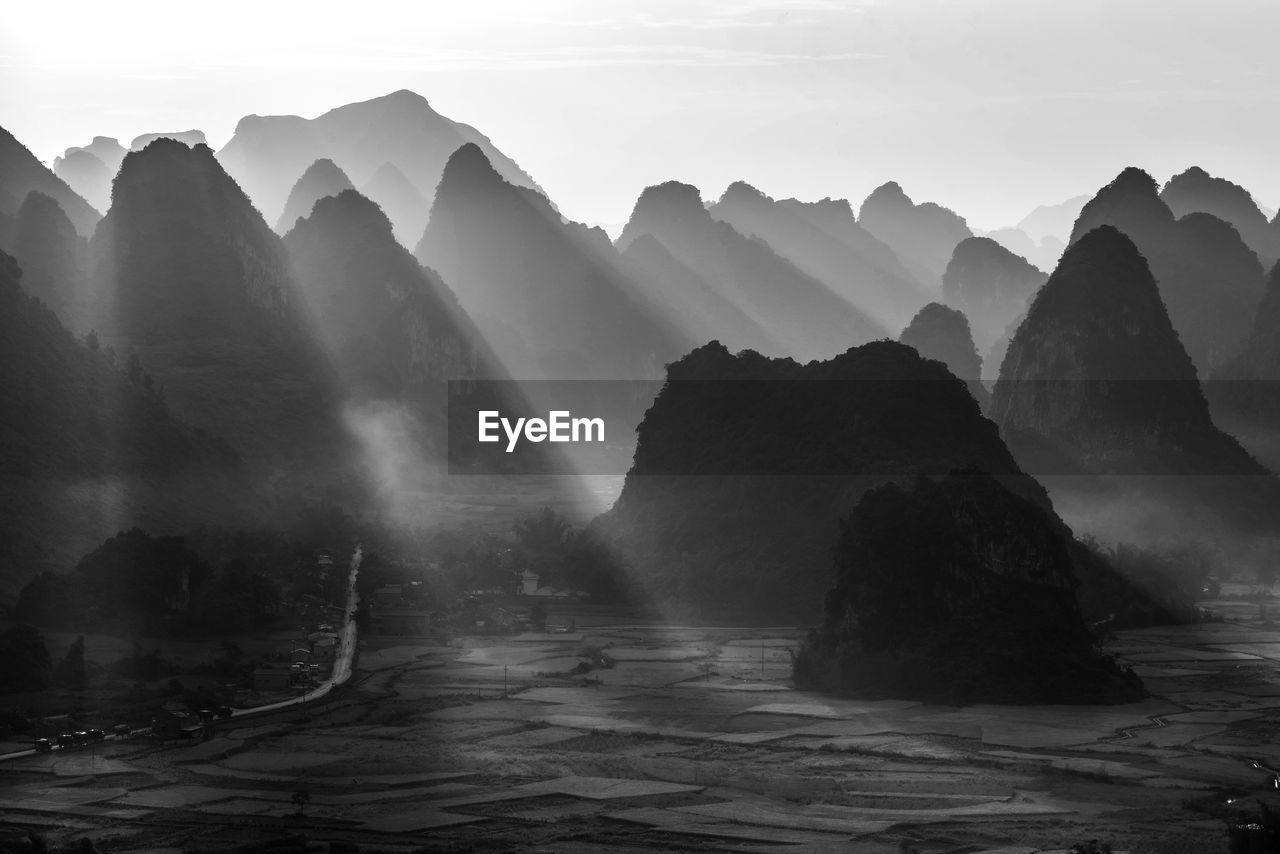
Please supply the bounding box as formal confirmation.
[217,90,542,244]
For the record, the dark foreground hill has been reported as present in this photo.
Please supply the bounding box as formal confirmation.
[793,470,1145,704]
[596,339,1173,624]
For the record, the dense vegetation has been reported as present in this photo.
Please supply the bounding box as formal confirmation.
[792,471,1145,704]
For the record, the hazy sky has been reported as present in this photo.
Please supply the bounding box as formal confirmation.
[3,0,1278,231]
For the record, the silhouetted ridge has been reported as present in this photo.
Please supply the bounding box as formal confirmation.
[0,124,101,236]
[217,90,543,228]
[942,235,1047,365]
[793,470,1145,704]
[1069,167,1266,374]
[419,146,688,378]
[710,180,929,329]
[1212,261,1280,425]
[993,226,1270,482]
[899,302,989,409]
[1162,166,1280,264]
[90,138,340,465]
[276,158,354,234]
[620,180,889,361]
[858,181,971,288]
[597,339,1057,620]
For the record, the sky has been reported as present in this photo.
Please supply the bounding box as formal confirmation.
[3,0,1278,232]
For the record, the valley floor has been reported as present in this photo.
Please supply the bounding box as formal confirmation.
[3,594,1280,853]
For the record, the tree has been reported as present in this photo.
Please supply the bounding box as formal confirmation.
[0,625,53,693]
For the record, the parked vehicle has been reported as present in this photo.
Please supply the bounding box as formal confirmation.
[56,733,74,748]
[72,731,88,745]
[216,706,233,719]
[34,738,52,753]
[113,724,132,737]
[86,728,105,742]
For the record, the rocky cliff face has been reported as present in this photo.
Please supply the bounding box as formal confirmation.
[793,470,1145,704]
[1211,261,1280,427]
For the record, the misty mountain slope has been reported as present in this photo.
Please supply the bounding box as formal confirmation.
[979,227,1063,275]
[858,181,972,289]
[275,158,354,235]
[51,149,113,213]
[90,139,342,465]
[285,188,494,394]
[709,181,929,331]
[1069,168,1266,375]
[360,161,431,247]
[1162,166,1280,265]
[992,226,1280,541]
[217,89,541,227]
[1211,261,1280,430]
[417,144,689,379]
[1017,195,1089,245]
[617,181,888,363]
[941,236,1047,358]
[898,302,990,410]
[794,470,1144,704]
[0,125,101,237]
[0,250,257,600]
[7,191,92,334]
[617,233,778,356]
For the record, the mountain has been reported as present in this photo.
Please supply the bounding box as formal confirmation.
[0,249,255,600]
[275,158,354,235]
[6,192,92,333]
[709,181,928,331]
[417,144,688,379]
[991,226,1279,538]
[285,188,493,394]
[941,236,1047,359]
[131,130,206,150]
[359,161,431,247]
[596,339,1057,620]
[53,136,128,214]
[1211,261,1280,428]
[217,89,541,228]
[1069,168,1266,375]
[89,139,340,466]
[617,233,777,356]
[0,125,101,236]
[857,181,972,288]
[1017,195,1089,245]
[898,302,989,409]
[1161,166,1280,265]
[980,226,1063,274]
[793,470,1144,704]
[617,181,888,362]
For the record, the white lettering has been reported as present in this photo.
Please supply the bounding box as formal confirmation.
[479,411,606,452]
[502,417,525,453]
[573,416,605,443]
